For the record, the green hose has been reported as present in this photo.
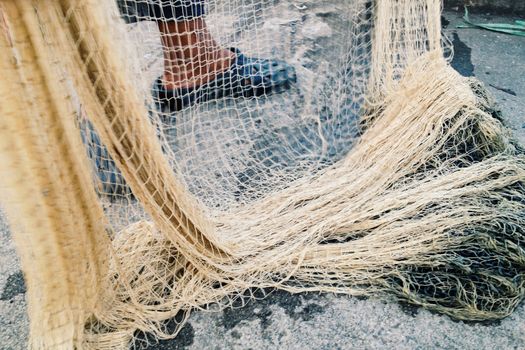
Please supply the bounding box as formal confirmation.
[457,7,525,37]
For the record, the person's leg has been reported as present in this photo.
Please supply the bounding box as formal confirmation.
[118,0,296,112]
[157,17,235,90]
[132,1,232,89]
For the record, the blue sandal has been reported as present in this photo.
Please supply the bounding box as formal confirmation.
[152,48,297,111]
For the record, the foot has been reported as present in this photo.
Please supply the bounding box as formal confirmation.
[153,48,297,112]
[157,18,236,91]
[154,18,297,112]
[160,47,235,91]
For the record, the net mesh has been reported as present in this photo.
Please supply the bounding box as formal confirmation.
[0,0,524,349]
[87,0,376,210]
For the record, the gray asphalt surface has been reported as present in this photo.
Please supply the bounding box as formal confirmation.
[1,8,524,350]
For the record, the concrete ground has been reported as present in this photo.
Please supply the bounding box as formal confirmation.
[1,8,524,350]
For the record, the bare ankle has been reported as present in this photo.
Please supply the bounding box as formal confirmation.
[158,19,235,89]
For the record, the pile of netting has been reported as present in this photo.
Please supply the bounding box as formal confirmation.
[0,0,524,349]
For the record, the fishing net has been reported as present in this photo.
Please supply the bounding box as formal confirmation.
[0,0,524,348]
